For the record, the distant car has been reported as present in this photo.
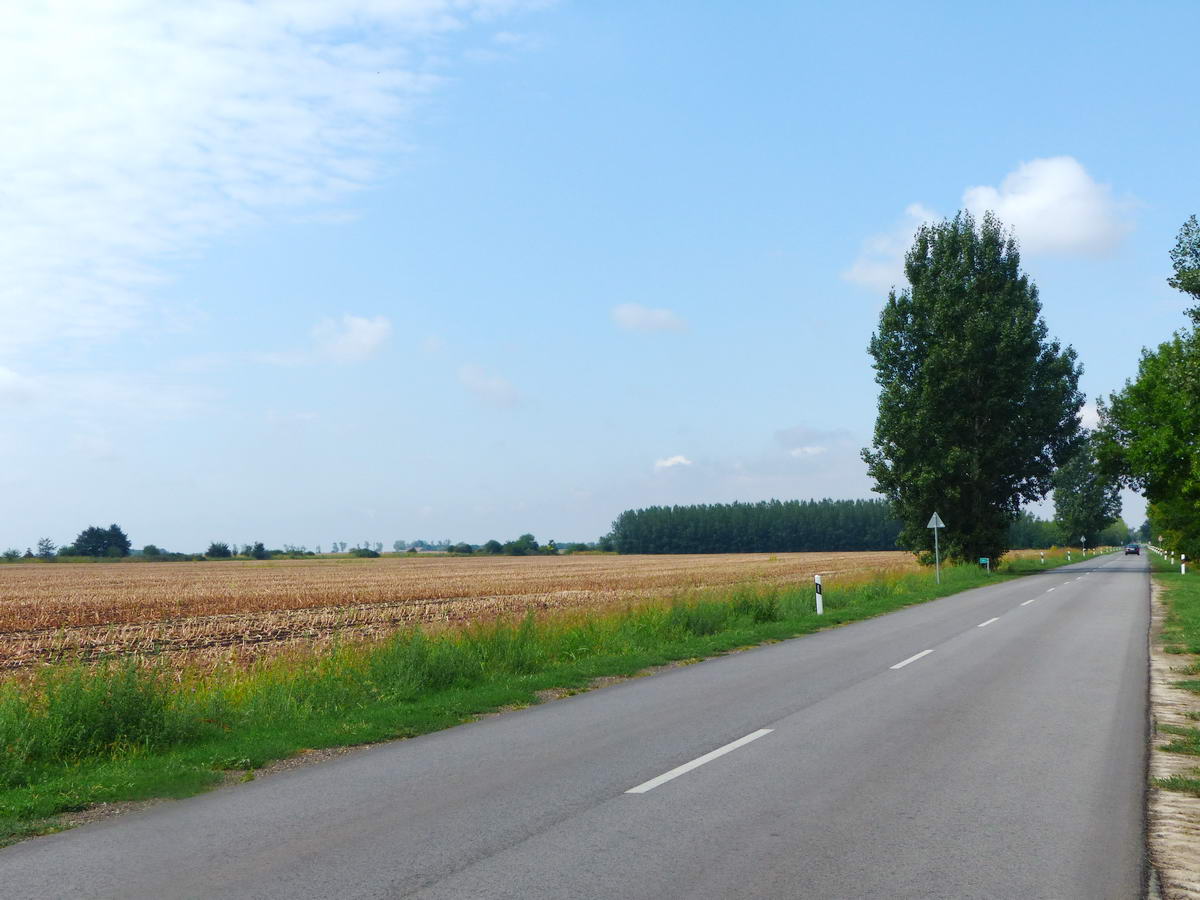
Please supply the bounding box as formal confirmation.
[1124,544,1140,555]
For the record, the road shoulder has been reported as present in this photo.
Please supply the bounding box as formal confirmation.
[1148,577,1200,899]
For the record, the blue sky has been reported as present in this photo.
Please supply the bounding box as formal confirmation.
[2,0,1195,551]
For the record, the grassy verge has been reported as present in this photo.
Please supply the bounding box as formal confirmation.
[1152,552,1200,796]
[0,551,1076,844]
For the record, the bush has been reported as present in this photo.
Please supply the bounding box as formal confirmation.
[205,542,232,559]
[349,547,380,558]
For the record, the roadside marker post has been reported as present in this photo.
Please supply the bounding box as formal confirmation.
[1082,536,1087,556]
[1067,550,1072,562]
[814,574,823,615]
[1040,551,1045,566]
[927,512,945,585]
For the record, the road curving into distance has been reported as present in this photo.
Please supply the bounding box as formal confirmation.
[0,552,1149,899]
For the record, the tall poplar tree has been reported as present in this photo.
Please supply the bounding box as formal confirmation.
[863,212,1083,563]
[1052,434,1122,548]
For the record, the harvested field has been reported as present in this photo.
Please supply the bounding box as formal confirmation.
[0,552,918,671]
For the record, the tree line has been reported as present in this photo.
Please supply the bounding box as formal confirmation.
[608,499,902,554]
[2,527,600,563]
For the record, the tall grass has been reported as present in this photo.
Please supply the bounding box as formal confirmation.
[0,553,1073,837]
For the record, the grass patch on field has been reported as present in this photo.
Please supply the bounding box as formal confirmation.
[0,551,1076,844]
[1151,553,1200,798]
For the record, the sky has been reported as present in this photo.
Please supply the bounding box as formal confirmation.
[2,0,1196,552]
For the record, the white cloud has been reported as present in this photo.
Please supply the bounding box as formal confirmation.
[774,424,854,460]
[0,1,547,355]
[962,157,1130,256]
[654,455,693,470]
[1079,401,1100,431]
[842,204,939,294]
[788,446,827,458]
[458,364,519,407]
[845,157,1132,294]
[612,303,688,333]
[312,315,392,363]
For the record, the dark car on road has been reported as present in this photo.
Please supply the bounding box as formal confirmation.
[1124,544,1140,555]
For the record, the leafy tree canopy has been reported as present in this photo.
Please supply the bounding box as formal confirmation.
[863,211,1083,564]
[1052,433,1122,548]
[71,524,131,557]
[1098,326,1200,559]
[1168,214,1200,323]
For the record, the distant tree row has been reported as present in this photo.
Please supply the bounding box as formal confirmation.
[606,499,903,554]
[1007,511,1132,550]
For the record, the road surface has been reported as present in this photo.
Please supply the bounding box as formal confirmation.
[0,553,1149,899]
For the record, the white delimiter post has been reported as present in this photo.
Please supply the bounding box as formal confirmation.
[814,574,824,615]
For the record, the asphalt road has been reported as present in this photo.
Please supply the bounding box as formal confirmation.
[0,553,1149,899]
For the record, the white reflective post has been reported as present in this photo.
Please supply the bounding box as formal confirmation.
[814,574,823,615]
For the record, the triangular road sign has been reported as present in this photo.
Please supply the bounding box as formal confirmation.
[927,512,945,529]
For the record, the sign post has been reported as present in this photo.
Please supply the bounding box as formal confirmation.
[814,574,823,615]
[1081,535,1087,556]
[927,512,945,585]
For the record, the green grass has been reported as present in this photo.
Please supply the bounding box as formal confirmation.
[1151,552,1200,797]
[0,551,1076,844]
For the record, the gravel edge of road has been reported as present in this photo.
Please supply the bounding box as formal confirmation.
[1148,577,1200,899]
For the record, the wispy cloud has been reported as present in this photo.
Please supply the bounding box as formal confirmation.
[459,364,520,407]
[654,454,693,470]
[774,424,854,460]
[0,1,547,355]
[845,157,1133,294]
[612,303,688,333]
[842,204,939,294]
[312,315,392,363]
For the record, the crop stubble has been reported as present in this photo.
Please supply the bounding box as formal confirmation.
[0,552,917,671]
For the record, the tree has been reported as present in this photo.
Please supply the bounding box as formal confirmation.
[2,548,20,561]
[69,523,131,557]
[482,539,502,554]
[1052,434,1122,547]
[36,537,57,560]
[502,533,539,556]
[1097,327,1200,560]
[393,540,406,552]
[142,544,162,557]
[249,541,269,560]
[863,212,1083,564]
[1168,214,1200,324]
[206,542,232,558]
